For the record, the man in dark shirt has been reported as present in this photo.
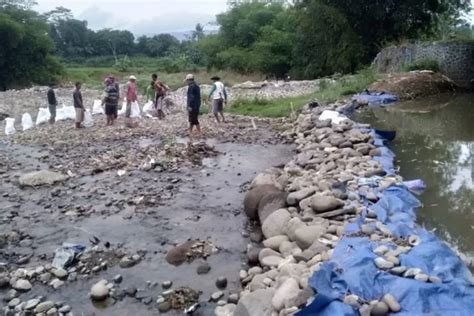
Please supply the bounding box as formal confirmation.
[73,82,84,129]
[185,74,201,138]
[47,85,58,124]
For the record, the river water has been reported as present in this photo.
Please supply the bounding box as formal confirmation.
[353,93,474,257]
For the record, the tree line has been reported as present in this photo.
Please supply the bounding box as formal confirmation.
[0,0,472,90]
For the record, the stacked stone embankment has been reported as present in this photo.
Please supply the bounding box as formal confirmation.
[224,98,472,316]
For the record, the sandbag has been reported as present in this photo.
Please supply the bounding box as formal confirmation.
[63,105,76,120]
[84,109,94,127]
[319,110,348,124]
[143,101,154,113]
[5,118,16,135]
[56,107,66,121]
[35,108,50,125]
[92,100,104,115]
[118,100,127,116]
[130,101,141,118]
[21,113,34,131]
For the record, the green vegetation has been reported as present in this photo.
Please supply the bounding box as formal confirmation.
[228,69,378,118]
[0,2,64,89]
[0,0,471,90]
[403,59,441,72]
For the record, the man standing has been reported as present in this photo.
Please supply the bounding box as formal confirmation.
[186,74,202,138]
[125,75,138,119]
[103,79,119,126]
[208,76,228,123]
[47,84,58,124]
[73,82,84,129]
[152,73,168,120]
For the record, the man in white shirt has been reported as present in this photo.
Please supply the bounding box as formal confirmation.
[208,76,228,123]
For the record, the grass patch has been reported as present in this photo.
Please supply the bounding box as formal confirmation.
[228,69,378,118]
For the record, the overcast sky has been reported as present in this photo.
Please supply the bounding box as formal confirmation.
[35,0,474,36]
[35,0,229,35]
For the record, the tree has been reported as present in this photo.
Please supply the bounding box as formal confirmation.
[0,0,37,9]
[292,1,363,78]
[144,33,180,57]
[44,6,72,24]
[192,23,205,42]
[306,0,472,62]
[217,3,284,48]
[0,4,63,89]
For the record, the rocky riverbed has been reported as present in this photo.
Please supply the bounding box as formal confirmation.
[0,111,295,315]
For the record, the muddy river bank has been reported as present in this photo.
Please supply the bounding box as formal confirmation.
[0,114,294,315]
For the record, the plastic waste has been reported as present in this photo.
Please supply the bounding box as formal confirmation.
[319,110,348,124]
[353,91,398,107]
[92,100,104,115]
[84,109,94,127]
[143,101,154,113]
[357,176,383,187]
[130,101,141,118]
[52,242,86,269]
[35,108,51,125]
[21,113,34,131]
[403,179,427,193]
[5,118,16,135]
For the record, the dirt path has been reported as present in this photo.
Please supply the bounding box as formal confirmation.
[0,114,293,315]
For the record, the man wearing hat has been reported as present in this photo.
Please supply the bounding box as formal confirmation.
[208,76,228,123]
[125,75,138,118]
[185,74,202,137]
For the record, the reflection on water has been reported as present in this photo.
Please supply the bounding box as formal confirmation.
[353,93,474,255]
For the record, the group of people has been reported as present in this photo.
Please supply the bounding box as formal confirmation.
[46,73,228,136]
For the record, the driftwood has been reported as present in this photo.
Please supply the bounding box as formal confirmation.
[314,207,356,219]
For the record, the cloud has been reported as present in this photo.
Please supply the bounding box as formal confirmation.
[129,12,218,36]
[78,6,116,30]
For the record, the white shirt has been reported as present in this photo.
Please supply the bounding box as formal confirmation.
[211,81,226,100]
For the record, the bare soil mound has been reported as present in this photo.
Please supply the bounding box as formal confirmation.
[369,71,457,100]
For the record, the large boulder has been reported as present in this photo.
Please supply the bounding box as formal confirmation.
[234,289,275,316]
[258,192,288,223]
[19,170,68,187]
[244,185,280,220]
[310,194,344,213]
[261,209,291,239]
[251,172,283,190]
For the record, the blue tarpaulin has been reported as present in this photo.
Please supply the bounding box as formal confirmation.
[353,91,398,107]
[297,185,474,316]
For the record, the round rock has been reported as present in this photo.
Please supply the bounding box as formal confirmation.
[90,280,110,301]
[13,279,32,291]
[216,277,228,289]
[261,209,291,239]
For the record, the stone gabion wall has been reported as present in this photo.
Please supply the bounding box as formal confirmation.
[373,41,474,89]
